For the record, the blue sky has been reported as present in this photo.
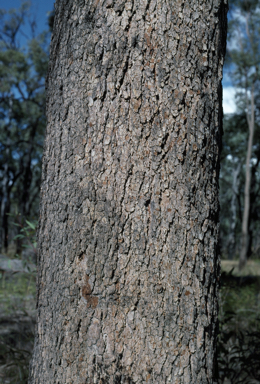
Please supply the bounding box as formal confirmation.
[1,0,55,33]
[1,0,235,114]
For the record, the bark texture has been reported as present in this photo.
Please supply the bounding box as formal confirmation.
[29,0,227,383]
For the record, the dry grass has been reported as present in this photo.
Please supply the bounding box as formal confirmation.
[221,259,260,277]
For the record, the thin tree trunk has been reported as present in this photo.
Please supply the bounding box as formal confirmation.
[227,162,240,260]
[0,162,10,252]
[239,86,255,270]
[20,123,37,218]
[29,0,227,383]
[248,152,260,257]
[1,104,12,252]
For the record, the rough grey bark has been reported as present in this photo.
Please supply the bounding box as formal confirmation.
[29,0,227,383]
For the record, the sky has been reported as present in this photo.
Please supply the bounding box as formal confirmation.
[1,0,236,114]
[1,0,55,33]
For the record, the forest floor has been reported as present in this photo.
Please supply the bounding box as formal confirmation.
[218,259,260,383]
[0,258,36,384]
[221,259,260,276]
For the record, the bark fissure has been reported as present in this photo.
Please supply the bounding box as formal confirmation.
[29,0,228,383]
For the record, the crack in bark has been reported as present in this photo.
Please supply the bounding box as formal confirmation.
[30,0,227,382]
[116,53,130,94]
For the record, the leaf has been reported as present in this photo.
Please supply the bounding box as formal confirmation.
[25,220,36,230]
[13,234,25,240]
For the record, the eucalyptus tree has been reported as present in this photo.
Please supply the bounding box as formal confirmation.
[29,0,227,383]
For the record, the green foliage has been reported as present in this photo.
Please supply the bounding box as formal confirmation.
[12,213,37,257]
[220,0,260,259]
[0,214,36,382]
[0,2,50,251]
[227,0,260,95]
[0,4,48,374]
[220,114,260,258]
[222,114,248,160]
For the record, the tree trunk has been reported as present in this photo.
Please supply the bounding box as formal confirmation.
[20,131,35,218]
[1,150,11,252]
[0,164,10,252]
[29,0,227,383]
[228,162,240,260]
[239,86,255,270]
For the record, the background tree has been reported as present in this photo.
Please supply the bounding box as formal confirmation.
[220,113,246,259]
[0,2,48,252]
[223,0,260,268]
[29,0,227,383]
